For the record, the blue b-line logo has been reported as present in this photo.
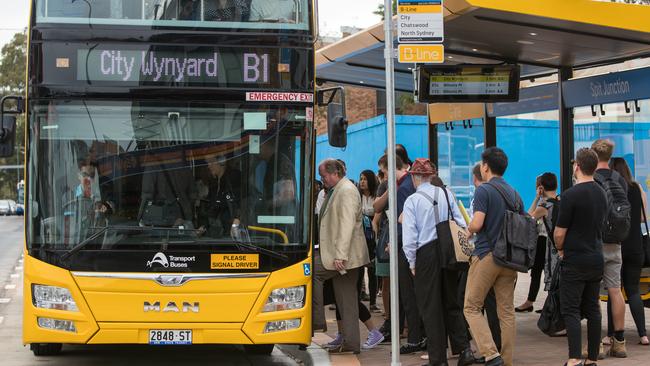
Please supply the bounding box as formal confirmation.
[303,263,311,276]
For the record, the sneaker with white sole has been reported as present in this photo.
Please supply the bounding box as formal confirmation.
[325,333,343,349]
[362,329,385,349]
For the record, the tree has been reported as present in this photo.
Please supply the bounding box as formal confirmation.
[0,31,27,199]
[373,0,397,20]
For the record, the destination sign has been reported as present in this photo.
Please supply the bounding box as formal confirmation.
[39,43,312,91]
[397,0,444,43]
[418,65,520,103]
[85,49,271,84]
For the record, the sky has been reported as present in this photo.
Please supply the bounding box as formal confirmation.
[0,0,383,48]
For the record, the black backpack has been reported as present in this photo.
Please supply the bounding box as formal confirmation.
[485,182,539,273]
[594,170,631,243]
[541,196,561,248]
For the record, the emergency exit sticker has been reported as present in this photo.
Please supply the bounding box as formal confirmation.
[211,254,260,270]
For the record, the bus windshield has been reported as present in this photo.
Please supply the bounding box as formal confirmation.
[28,99,312,255]
[35,0,311,31]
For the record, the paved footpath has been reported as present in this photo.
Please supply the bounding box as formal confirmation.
[291,271,650,366]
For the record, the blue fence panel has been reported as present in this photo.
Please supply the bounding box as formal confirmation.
[315,115,429,184]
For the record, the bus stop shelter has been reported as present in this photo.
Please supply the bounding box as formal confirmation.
[316,0,650,190]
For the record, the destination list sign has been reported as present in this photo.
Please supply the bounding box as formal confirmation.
[79,48,272,85]
[397,0,444,43]
[429,72,511,96]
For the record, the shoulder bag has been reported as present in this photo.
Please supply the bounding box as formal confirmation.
[485,182,538,273]
[416,188,472,270]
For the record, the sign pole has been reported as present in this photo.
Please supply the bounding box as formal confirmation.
[383,2,401,366]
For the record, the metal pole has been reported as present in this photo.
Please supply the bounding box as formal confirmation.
[383,2,401,365]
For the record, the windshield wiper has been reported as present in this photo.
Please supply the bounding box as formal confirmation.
[61,225,200,260]
[232,240,289,262]
[61,226,109,260]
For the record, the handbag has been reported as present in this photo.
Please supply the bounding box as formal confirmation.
[537,261,565,336]
[375,216,390,263]
[417,188,472,270]
[439,187,473,269]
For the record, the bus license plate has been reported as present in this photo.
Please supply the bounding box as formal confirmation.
[149,330,192,345]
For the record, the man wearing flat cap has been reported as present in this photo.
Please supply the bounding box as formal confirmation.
[402,158,475,366]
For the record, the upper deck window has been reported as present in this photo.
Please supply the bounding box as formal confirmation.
[36,0,310,31]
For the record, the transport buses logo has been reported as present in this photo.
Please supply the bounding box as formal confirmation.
[147,252,169,268]
[147,252,196,269]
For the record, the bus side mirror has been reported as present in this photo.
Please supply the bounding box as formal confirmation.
[0,115,17,158]
[326,103,347,148]
[317,87,348,148]
[0,96,23,158]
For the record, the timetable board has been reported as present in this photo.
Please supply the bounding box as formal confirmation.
[418,65,520,103]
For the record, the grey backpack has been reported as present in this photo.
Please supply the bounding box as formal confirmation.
[486,182,538,273]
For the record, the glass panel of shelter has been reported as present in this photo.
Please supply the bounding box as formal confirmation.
[574,99,650,219]
[496,110,560,208]
[436,118,485,209]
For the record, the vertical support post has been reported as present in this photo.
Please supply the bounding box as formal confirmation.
[429,122,438,168]
[383,2,401,365]
[558,67,574,191]
[484,114,497,148]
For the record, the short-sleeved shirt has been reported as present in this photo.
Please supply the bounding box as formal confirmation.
[472,177,524,259]
[555,181,608,269]
[396,173,416,248]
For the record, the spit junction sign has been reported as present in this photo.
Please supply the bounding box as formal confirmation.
[397,0,445,64]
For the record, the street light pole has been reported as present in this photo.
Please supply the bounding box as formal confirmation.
[383,1,400,365]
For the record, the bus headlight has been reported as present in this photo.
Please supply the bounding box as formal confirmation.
[264,319,301,333]
[263,286,305,312]
[32,285,79,312]
[37,317,77,332]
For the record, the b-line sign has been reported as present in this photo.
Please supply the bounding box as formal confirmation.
[397,0,445,64]
[397,0,444,43]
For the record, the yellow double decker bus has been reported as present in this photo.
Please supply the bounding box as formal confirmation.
[12,0,320,356]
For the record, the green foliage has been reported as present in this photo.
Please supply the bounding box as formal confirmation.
[373,0,398,20]
[0,31,27,199]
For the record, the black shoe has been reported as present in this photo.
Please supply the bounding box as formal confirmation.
[475,357,486,364]
[457,348,476,366]
[485,356,504,366]
[400,342,421,354]
[424,363,449,366]
[360,292,370,301]
[515,305,533,313]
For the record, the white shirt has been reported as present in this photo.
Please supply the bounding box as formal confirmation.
[361,194,375,217]
[249,0,296,21]
[315,189,325,215]
[402,182,467,269]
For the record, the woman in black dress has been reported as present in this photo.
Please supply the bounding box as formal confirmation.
[609,157,649,346]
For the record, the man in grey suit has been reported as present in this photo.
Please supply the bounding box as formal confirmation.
[312,158,370,354]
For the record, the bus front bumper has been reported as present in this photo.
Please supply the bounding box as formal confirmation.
[23,255,312,346]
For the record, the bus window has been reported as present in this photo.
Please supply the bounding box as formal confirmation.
[36,0,310,31]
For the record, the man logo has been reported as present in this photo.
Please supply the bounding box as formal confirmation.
[147,252,170,268]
